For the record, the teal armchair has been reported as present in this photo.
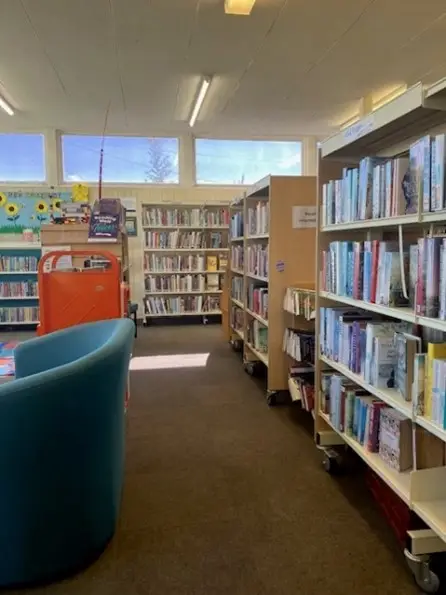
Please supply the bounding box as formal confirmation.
[0,318,134,586]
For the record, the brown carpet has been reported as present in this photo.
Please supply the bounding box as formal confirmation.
[10,325,416,594]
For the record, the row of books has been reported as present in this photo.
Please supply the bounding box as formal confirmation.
[412,134,446,212]
[143,207,201,227]
[143,254,220,272]
[319,307,411,392]
[283,287,315,320]
[0,281,38,298]
[247,285,268,320]
[283,329,315,364]
[230,213,244,238]
[231,245,244,270]
[142,207,230,227]
[322,237,446,318]
[413,345,446,429]
[144,274,220,293]
[321,240,411,308]
[0,306,39,323]
[247,244,268,279]
[231,306,244,333]
[246,319,268,354]
[144,231,224,249]
[144,295,220,316]
[247,201,269,236]
[0,256,39,272]
[322,156,413,226]
[231,277,243,302]
[322,373,412,472]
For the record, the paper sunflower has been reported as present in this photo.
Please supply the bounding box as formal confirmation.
[0,192,7,207]
[36,200,48,214]
[5,202,19,217]
[51,198,62,212]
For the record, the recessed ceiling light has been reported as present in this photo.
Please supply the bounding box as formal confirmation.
[0,95,14,116]
[224,0,256,15]
[189,76,212,128]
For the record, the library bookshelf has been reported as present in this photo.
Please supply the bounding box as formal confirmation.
[227,175,317,405]
[0,242,41,327]
[141,203,229,322]
[315,78,446,587]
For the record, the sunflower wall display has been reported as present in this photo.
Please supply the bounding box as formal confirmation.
[0,191,72,236]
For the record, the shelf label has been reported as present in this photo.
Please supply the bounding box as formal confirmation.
[343,115,375,142]
[292,206,317,229]
[276,260,285,272]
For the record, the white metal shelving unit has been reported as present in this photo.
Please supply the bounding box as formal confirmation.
[316,77,446,589]
[141,203,229,322]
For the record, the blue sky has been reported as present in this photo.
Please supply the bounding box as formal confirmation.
[0,134,302,185]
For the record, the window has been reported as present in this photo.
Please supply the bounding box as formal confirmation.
[195,139,302,185]
[62,135,179,184]
[0,134,46,182]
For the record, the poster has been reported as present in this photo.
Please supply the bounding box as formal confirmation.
[88,199,121,243]
[0,191,72,235]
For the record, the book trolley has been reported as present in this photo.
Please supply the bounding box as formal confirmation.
[315,80,446,592]
[227,175,317,405]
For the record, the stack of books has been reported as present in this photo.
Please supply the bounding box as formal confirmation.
[0,306,39,323]
[0,255,38,272]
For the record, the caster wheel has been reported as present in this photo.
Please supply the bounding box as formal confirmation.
[322,450,341,475]
[233,339,243,352]
[267,392,277,407]
[244,362,256,376]
[414,570,440,594]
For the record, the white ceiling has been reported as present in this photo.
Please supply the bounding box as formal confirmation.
[1,0,446,138]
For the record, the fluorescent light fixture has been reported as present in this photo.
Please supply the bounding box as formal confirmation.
[225,0,256,15]
[189,76,211,128]
[0,96,14,116]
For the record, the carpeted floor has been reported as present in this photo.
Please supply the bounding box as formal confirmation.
[9,325,417,595]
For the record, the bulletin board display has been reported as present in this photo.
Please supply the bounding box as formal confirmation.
[0,191,73,234]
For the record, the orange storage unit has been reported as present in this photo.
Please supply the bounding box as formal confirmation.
[37,250,122,336]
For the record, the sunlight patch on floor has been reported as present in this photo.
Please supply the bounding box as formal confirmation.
[130,353,210,371]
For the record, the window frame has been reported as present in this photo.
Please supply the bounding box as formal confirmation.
[59,132,181,187]
[0,132,47,185]
[193,136,304,187]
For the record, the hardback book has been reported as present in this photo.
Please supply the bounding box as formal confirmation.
[431,137,437,210]
[371,336,396,389]
[425,237,441,318]
[415,238,427,316]
[412,353,426,416]
[434,133,446,211]
[383,250,409,307]
[422,135,432,212]
[367,401,388,453]
[440,240,446,320]
[409,140,423,214]
[431,358,446,427]
[425,343,446,420]
[379,408,412,471]
[395,332,421,401]
[392,157,411,215]
[207,255,218,272]
[384,160,393,218]
[409,244,418,309]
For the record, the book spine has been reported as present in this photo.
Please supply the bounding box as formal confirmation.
[415,238,426,316]
[370,240,379,303]
[425,237,441,318]
[435,134,446,211]
[423,136,432,212]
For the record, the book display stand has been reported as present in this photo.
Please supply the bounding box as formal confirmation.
[315,79,446,591]
[227,175,317,405]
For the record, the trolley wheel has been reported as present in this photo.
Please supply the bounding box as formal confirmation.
[322,449,341,475]
[266,391,277,407]
[232,339,243,352]
[244,362,257,376]
[404,550,441,593]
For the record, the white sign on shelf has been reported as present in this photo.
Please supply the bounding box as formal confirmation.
[292,206,317,229]
[343,115,375,142]
[41,245,72,272]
